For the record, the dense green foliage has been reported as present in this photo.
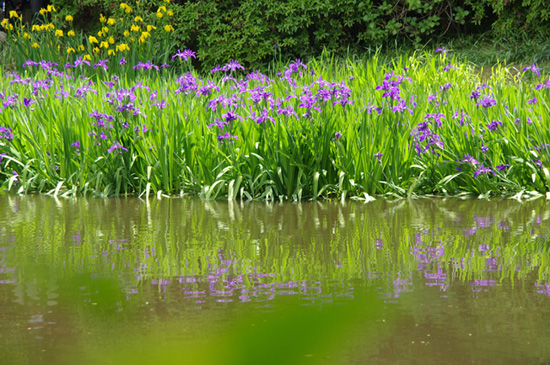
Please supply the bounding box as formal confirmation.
[1,51,550,200]
[42,0,550,71]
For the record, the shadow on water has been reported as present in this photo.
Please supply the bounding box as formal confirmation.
[0,195,550,363]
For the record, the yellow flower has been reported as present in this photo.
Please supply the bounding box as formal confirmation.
[108,49,115,56]
[123,30,130,37]
[44,23,55,31]
[146,25,156,32]
[83,54,92,61]
[120,3,127,9]
[107,18,116,25]
[116,43,130,52]
[93,47,100,53]
[78,44,85,51]
[88,36,99,43]
[140,31,150,39]
[68,30,75,37]
[167,10,174,16]
[134,16,143,22]
[9,10,19,19]
[156,11,163,19]
[102,27,109,33]
[39,9,47,15]
[164,0,170,3]
[1,19,10,28]
[100,41,109,48]
[31,24,40,31]
[158,6,167,12]
[55,29,63,37]
[65,15,73,22]
[125,6,133,13]
[67,47,75,54]
[130,24,140,32]
[100,14,106,23]
[108,36,115,44]
[23,32,31,39]
[32,42,39,48]
[47,5,56,12]
[129,37,135,42]
[164,25,174,32]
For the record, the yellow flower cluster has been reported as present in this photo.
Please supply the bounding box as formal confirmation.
[4,1,177,66]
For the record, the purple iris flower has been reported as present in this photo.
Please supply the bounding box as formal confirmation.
[443,63,455,72]
[107,141,128,154]
[23,97,35,107]
[222,60,245,72]
[119,57,127,66]
[460,154,479,165]
[496,164,510,171]
[374,152,383,162]
[217,132,238,142]
[332,132,342,141]
[473,164,496,178]
[487,120,502,132]
[0,126,14,141]
[93,59,109,71]
[74,57,91,67]
[171,49,196,61]
[476,96,497,108]
[522,63,540,77]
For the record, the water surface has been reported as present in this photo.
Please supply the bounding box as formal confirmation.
[1,195,549,364]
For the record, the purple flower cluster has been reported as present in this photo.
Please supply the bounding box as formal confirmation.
[0,126,14,141]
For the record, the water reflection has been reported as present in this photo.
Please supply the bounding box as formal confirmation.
[1,196,550,362]
[0,197,549,305]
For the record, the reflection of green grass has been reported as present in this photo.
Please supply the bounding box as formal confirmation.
[96,292,384,365]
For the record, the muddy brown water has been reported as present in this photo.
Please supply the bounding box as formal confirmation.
[1,195,549,364]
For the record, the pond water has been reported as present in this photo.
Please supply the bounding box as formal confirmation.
[1,195,549,364]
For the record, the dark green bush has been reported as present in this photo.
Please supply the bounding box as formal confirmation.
[49,0,550,71]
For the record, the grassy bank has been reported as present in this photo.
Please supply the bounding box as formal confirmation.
[0,49,550,200]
